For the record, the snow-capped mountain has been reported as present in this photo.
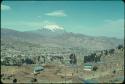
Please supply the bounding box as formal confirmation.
[26,26,66,37]
[43,24,64,32]
[1,28,124,50]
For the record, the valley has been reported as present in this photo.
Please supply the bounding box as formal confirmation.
[1,28,124,83]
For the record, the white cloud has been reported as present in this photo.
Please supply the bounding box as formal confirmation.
[104,19,124,29]
[1,4,11,11]
[45,10,67,17]
[37,15,43,18]
[93,19,124,38]
[75,19,124,39]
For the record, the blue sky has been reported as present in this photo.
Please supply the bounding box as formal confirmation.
[1,1,124,38]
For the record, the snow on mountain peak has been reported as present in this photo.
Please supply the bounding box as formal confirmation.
[43,24,64,31]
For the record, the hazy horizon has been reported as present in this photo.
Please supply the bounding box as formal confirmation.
[1,1,124,39]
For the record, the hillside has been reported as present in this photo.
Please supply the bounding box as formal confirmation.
[1,28,124,83]
[1,42,124,83]
[1,28,124,50]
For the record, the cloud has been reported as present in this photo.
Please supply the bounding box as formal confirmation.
[93,19,124,38]
[103,19,124,29]
[75,19,124,39]
[45,10,67,17]
[1,4,11,11]
[37,15,43,18]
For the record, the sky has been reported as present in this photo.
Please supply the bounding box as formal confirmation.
[1,1,124,39]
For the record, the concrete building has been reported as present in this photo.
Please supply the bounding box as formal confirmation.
[83,63,93,71]
[33,66,44,74]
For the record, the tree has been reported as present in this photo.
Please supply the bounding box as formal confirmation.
[117,44,124,49]
[31,78,37,82]
[37,56,40,62]
[13,79,17,83]
[69,53,77,64]
[24,58,34,64]
[4,57,10,65]
[92,66,98,71]
[104,50,108,55]
[16,58,22,66]
[84,53,96,63]
[109,49,115,54]
[112,70,116,74]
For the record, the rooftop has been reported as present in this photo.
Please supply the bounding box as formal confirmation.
[34,66,44,71]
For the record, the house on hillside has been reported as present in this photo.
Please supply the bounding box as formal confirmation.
[83,63,93,71]
[83,79,98,83]
[33,66,44,74]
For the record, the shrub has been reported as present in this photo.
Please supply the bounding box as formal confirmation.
[92,66,98,71]
[31,78,37,82]
[117,44,124,49]
[13,78,17,83]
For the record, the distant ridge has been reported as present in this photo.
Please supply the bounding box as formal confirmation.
[1,28,124,50]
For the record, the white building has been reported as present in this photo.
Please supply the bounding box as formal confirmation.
[83,63,93,71]
[33,66,44,74]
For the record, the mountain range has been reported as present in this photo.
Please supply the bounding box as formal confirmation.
[1,28,124,50]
